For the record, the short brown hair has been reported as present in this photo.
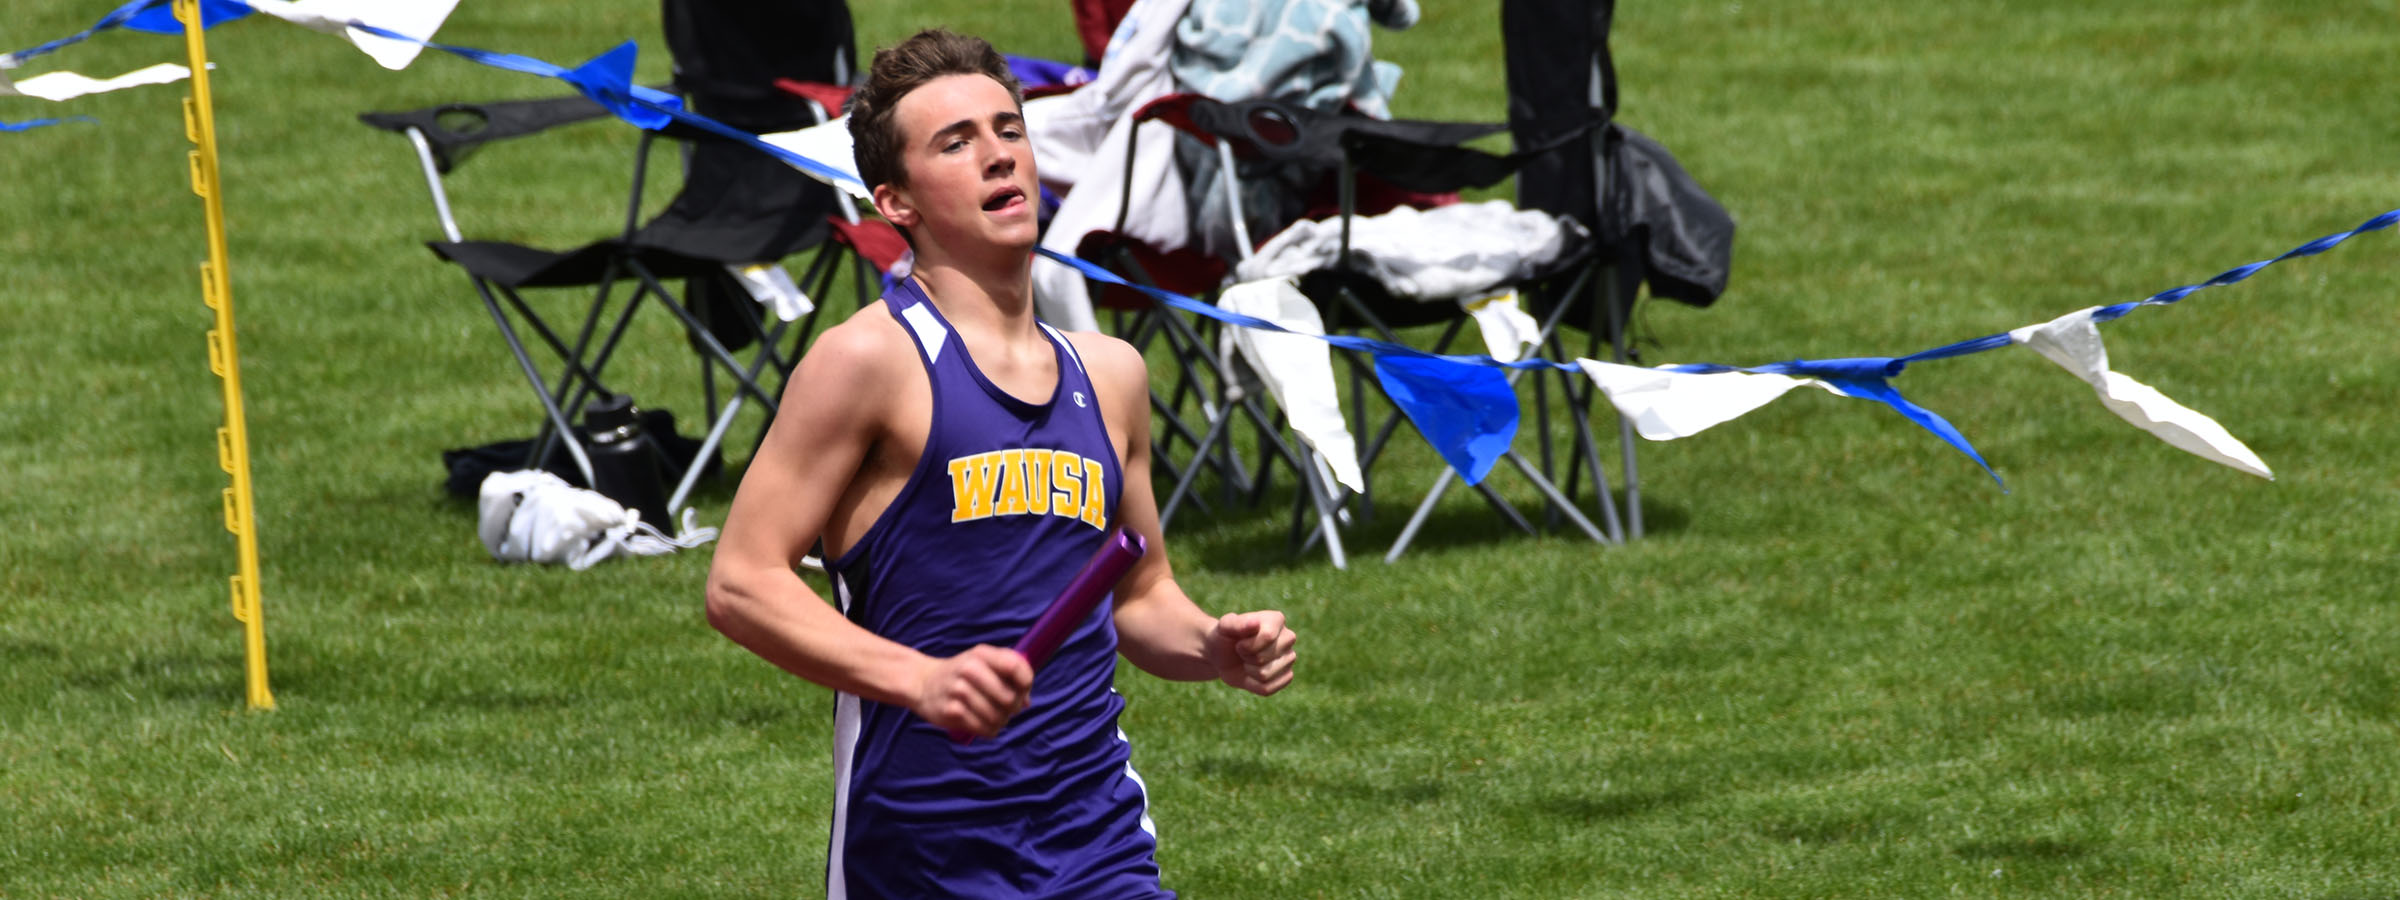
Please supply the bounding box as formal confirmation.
[848,29,1023,192]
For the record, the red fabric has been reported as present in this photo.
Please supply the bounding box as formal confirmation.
[829,216,910,274]
[1131,94,1213,146]
[1073,231,1230,311]
[1071,0,1140,66]
[772,78,855,115]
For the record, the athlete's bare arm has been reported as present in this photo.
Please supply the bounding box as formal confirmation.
[706,310,1034,737]
[1070,332,1298,696]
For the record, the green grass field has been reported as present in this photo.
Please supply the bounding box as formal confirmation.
[6,1,2398,897]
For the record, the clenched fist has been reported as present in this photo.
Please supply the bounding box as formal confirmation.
[1205,611,1297,696]
[913,645,1035,738]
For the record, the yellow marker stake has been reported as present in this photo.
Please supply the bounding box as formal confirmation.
[178,0,272,710]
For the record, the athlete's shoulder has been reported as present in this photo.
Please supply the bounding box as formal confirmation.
[804,300,913,379]
[776,300,924,434]
[1057,329,1145,391]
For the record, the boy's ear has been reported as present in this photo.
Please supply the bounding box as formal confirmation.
[873,183,921,228]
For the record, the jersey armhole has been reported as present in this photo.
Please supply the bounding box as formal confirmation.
[828,300,948,573]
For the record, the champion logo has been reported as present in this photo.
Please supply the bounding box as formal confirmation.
[1073,391,1087,408]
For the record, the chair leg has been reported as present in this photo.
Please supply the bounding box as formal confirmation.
[1158,399,1237,527]
[1503,450,1609,544]
[668,316,793,516]
[1147,389,1237,507]
[1294,454,1348,570]
[535,276,654,470]
[468,276,594,485]
[1227,390,1351,567]
[1552,350,1625,545]
[629,263,782,414]
[1245,407,1294,508]
[1347,335,1373,519]
[1148,298,1253,495]
[1383,464,1548,563]
[1607,268,1643,539]
[752,255,839,466]
[1536,316,1625,546]
[1550,327,1587,502]
[1535,359,1557,528]
[1378,260,1637,561]
[497,279,618,402]
[1091,246,1232,505]
[1381,468,1450,564]
[701,351,719,427]
[544,256,638,405]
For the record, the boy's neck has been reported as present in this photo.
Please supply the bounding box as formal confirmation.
[912,244,1038,338]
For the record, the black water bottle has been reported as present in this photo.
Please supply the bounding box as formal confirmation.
[582,393,670,528]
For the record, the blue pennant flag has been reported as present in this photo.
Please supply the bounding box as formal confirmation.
[337,22,879,187]
[341,31,684,129]
[122,0,252,34]
[1373,354,1519,484]
[1745,357,2002,487]
[559,41,678,131]
[2,116,99,133]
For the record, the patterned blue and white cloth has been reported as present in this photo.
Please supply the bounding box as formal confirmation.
[1167,0,1419,256]
[1169,0,1416,119]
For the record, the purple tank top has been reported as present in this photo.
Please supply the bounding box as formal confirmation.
[822,277,1171,899]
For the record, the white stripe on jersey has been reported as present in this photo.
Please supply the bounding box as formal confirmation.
[1040,322,1087,374]
[827,575,863,900]
[900,302,950,364]
[1114,716,1158,840]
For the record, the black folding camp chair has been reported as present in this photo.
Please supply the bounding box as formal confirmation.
[1130,94,1635,561]
[360,0,863,513]
[1479,0,1736,547]
[1381,0,1736,556]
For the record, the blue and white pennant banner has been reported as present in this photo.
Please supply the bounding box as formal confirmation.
[3,0,457,116]
[12,0,2393,488]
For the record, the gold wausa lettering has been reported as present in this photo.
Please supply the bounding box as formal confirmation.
[1080,456,1107,529]
[952,448,1105,529]
[1050,450,1083,521]
[948,452,997,522]
[1022,450,1052,516]
[994,449,1029,515]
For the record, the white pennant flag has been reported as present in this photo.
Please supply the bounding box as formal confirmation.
[1461,289,1542,363]
[0,62,193,101]
[1576,359,1845,441]
[1217,279,1366,492]
[760,115,871,199]
[2008,307,2271,479]
[243,0,461,70]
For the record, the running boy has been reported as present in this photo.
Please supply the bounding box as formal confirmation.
[705,29,1297,899]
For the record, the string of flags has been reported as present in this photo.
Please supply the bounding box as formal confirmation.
[1,0,457,113]
[1046,211,2395,486]
[0,0,184,107]
[10,0,2391,490]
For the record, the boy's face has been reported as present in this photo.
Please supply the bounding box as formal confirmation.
[875,73,1039,256]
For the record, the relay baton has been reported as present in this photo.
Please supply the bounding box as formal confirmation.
[947,529,1148,743]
